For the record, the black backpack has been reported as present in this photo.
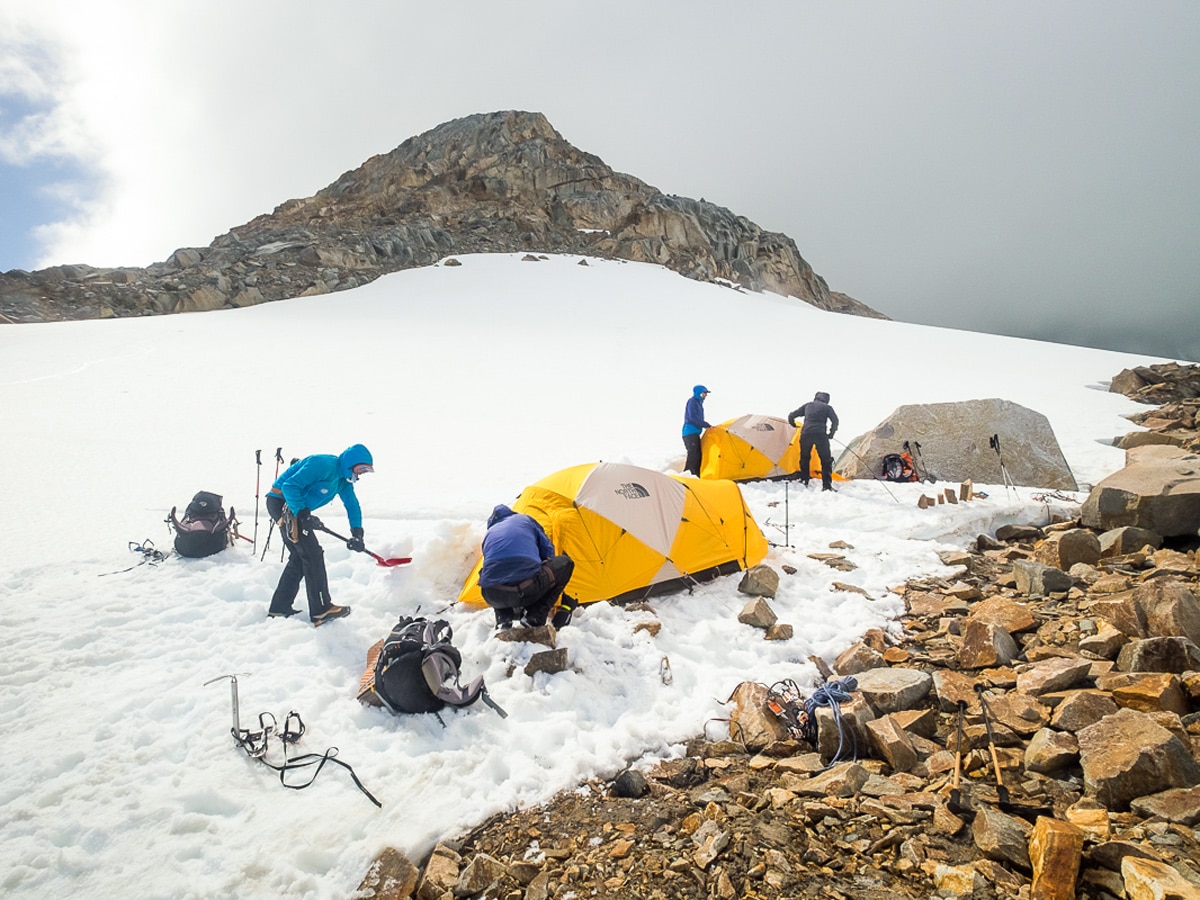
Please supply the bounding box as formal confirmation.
[880,453,918,483]
[168,491,235,558]
[372,616,504,719]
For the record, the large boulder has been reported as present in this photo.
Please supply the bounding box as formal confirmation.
[1080,444,1200,536]
[834,398,1077,490]
[1077,708,1200,810]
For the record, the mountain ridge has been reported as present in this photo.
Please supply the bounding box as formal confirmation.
[0,110,885,324]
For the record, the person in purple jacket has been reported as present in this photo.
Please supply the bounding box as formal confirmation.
[681,384,712,476]
[478,504,577,630]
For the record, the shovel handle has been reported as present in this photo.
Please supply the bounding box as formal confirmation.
[975,684,1008,791]
[313,523,410,568]
[953,699,967,790]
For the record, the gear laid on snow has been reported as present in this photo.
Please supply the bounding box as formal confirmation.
[167,491,238,558]
[206,674,381,807]
[364,616,506,723]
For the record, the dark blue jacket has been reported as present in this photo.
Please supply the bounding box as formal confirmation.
[682,385,711,437]
[273,443,372,528]
[478,504,554,588]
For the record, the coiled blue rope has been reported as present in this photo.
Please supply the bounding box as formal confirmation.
[805,675,858,767]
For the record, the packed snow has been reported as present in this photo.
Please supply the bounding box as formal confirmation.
[0,254,1169,898]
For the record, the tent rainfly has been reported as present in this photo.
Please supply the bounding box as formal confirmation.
[701,414,843,483]
[457,461,768,607]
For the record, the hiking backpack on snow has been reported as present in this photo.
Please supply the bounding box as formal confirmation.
[371,616,505,719]
[880,452,918,483]
[168,490,235,558]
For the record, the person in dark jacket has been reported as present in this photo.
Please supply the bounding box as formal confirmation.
[478,504,577,630]
[787,392,839,491]
[265,443,374,626]
[681,384,712,477]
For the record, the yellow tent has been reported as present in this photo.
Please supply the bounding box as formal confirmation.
[458,461,768,607]
[700,414,845,482]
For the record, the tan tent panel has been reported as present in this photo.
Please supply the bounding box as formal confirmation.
[700,414,845,482]
[458,461,768,607]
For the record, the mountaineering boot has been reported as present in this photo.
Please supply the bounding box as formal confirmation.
[312,605,351,627]
[268,608,298,619]
[494,609,516,631]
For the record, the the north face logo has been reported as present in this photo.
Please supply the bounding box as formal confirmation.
[613,482,650,499]
[752,423,776,431]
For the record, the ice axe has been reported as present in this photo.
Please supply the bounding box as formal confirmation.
[313,522,411,568]
[974,684,1054,820]
[946,699,974,819]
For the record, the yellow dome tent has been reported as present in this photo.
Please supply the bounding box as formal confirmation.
[700,414,845,482]
[458,461,768,608]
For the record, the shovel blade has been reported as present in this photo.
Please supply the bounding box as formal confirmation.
[373,555,412,568]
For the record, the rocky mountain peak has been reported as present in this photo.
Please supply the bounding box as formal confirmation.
[0,110,885,323]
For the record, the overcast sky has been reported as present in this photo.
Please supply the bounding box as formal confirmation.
[2,1,1197,361]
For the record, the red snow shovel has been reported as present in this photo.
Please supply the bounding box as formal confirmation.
[314,523,411,568]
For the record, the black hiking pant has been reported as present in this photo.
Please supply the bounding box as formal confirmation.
[683,433,703,477]
[481,554,575,628]
[266,494,332,618]
[801,430,833,490]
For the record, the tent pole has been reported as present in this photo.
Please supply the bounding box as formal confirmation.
[784,479,790,548]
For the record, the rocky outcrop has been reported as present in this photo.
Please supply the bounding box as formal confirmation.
[834,398,1078,491]
[0,111,884,325]
[1110,362,1200,406]
[1081,444,1200,537]
[1110,362,1200,454]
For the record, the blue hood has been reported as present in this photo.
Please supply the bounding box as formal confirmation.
[487,504,517,528]
[338,443,373,480]
[692,385,710,398]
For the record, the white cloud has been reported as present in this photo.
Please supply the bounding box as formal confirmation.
[1,1,1197,357]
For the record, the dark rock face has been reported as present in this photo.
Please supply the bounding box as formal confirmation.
[0,110,885,324]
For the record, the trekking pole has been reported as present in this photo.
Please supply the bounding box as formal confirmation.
[830,438,900,503]
[260,447,285,562]
[989,434,1019,500]
[905,440,933,483]
[913,441,931,483]
[252,450,262,555]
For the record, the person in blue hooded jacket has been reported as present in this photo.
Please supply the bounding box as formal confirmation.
[478,504,577,630]
[681,384,712,476]
[264,443,374,626]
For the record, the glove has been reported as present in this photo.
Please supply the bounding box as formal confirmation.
[296,508,312,527]
[551,596,579,629]
[347,526,365,553]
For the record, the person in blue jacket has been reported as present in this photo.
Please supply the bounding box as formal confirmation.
[478,504,576,630]
[265,443,374,626]
[681,384,712,476]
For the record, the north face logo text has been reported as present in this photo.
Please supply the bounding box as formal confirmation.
[613,482,650,499]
